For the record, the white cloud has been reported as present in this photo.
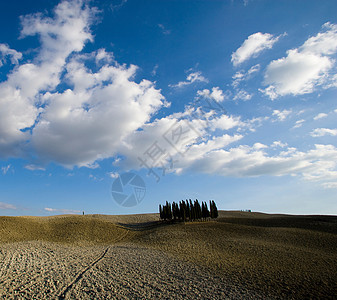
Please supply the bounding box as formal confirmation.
[1,164,11,175]
[108,172,119,178]
[231,32,282,66]
[31,57,166,167]
[170,71,208,88]
[323,182,337,189]
[210,114,244,130]
[0,1,167,168]
[0,44,22,66]
[264,50,332,96]
[173,144,337,188]
[95,48,114,64]
[313,113,328,120]
[0,0,94,158]
[311,128,337,137]
[44,207,80,214]
[151,64,159,76]
[272,141,288,148]
[293,119,305,129]
[24,164,46,171]
[233,89,252,101]
[158,24,171,35]
[253,142,268,150]
[300,22,337,56]
[262,23,337,99]
[196,87,226,103]
[110,0,127,12]
[272,109,292,121]
[232,64,260,88]
[0,202,17,210]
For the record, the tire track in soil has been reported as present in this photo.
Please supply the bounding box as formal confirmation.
[0,242,105,298]
[57,246,110,300]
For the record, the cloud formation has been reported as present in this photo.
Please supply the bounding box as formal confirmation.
[44,207,80,214]
[0,44,22,66]
[272,109,292,122]
[174,143,337,188]
[0,0,94,158]
[170,71,208,88]
[0,202,17,210]
[231,32,282,66]
[262,23,337,99]
[0,0,166,168]
[311,128,337,137]
[314,113,328,120]
[1,164,11,175]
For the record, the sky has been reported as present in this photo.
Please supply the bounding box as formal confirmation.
[0,0,337,216]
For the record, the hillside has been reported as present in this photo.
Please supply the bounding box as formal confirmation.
[0,211,336,299]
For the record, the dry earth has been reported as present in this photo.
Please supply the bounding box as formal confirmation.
[0,211,336,299]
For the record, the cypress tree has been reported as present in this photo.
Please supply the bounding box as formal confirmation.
[205,202,210,219]
[212,200,218,219]
[189,199,195,221]
[167,201,172,220]
[159,204,163,220]
[210,200,214,218]
[210,200,219,219]
[195,199,202,220]
[172,202,177,220]
[186,200,190,220]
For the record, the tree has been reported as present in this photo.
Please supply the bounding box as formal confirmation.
[210,200,218,219]
[159,204,163,220]
[159,199,218,222]
[194,199,202,220]
[201,201,210,220]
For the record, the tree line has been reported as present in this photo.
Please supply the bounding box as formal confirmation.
[159,199,218,221]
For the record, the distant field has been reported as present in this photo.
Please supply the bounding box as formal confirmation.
[0,211,336,299]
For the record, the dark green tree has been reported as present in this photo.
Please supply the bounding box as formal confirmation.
[159,204,163,220]
[194,199,202,220]
[210,200,218,219]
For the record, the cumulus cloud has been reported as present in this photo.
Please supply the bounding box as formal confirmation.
[158,24,171,35]
[233,89,252,101]
[231,32,282,66]
[110,0,127,12]
[44,207,80,214]
[1,164,11,175]
[116,104,268,177]
[272,141,288,148]
[0,1,167,168]
[272,109,292,121]
[314,113,328,120]
[108,172,119,178]
[293,119,305,129]
[173,144,337,188]
[31,58,165,167]
[24,164,45,171]
[0,0,94,158]
[0,202,17,210]
[196,87,226,103]
[0,44,22,66]
[232,64,260,88]
[210,114,244,131]
[311,128,337,137]
[170,71,208,88]
[262,23,337,99]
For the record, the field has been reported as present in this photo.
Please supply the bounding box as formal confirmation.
[0,211,336,299]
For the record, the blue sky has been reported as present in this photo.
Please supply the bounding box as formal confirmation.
[1,0,337,216]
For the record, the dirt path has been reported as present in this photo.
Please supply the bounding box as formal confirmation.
[0,241,268,299]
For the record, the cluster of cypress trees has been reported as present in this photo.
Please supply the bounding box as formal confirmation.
[159,199,218,221]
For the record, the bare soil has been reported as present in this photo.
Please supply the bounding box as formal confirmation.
[0,211,336,299]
